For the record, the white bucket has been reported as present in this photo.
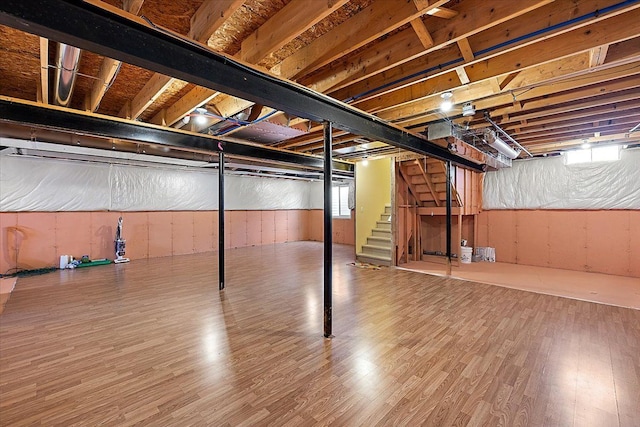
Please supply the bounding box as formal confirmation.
[59,255,69,269]
[460,247,473,264]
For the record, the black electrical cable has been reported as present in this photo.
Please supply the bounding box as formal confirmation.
[1,266,58,278]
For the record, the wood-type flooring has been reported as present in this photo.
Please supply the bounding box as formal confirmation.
[1,242,638,426]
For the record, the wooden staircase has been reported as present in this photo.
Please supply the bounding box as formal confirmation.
[356,205,392,266]
[397,158,462,208]
[396,157,482,265]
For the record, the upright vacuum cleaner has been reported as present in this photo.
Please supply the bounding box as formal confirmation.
[114,216,130,264]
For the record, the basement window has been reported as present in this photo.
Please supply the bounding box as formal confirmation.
[565,145,620,165]
[332,185,350,218]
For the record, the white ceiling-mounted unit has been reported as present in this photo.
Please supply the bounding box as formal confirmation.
[462,102,476,117]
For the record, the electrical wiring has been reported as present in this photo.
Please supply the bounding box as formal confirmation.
[1,267,58,278]
[342,0,640,104]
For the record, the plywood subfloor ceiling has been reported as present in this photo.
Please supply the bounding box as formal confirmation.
[1,0,639,162]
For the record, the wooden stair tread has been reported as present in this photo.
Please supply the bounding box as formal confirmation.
[356,252,392,261]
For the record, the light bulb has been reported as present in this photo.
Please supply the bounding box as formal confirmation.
[440,92,454,112]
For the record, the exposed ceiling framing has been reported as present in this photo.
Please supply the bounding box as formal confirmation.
[0,0,639,171]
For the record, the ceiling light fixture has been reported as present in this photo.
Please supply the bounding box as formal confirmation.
[462,102,476,117]
[440,92,453,112]
[195,107,208,125]
[581,142,591,149]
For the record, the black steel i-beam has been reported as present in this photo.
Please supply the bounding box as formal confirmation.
[218,152,225,290]
[0,0,484,172]
[323,122,333,338]
[0,98,354,173]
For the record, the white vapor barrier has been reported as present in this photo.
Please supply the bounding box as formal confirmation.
[308,180,324,209]
[111,165,218,211]
[0,156,111,211]
[226,175,317,210]
[483,149,640,209]
[1,155,320,211]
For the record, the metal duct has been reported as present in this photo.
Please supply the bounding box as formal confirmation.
[53,43,81,106]
[426,122,511,169]
[486,130,519,159]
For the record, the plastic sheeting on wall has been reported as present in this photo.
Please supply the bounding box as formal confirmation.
[308,181,324,210]
[226,175,318,210]
[111,165,219,211]
[0,155,320,212]
[483,149,640,209]
[0,156,111,211]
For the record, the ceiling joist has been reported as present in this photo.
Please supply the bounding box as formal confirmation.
[0,0,484,171]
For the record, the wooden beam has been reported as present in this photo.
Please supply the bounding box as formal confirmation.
[398,165,421,204]
[492,76,640,119]
[303,134,367,153]
[398,63,640,129]
[404,58,640,127]
[589,44,610,67]
[426,6,459,19]
[499,71,521,90]
[273,0,450,79]
[414,159,440,207]
[516,118,638,141]
[505,105,640,134]
[39,37,48,104]
[372,6,640,122]
[410,17,434,50]
[119,73,174,119]
[527,131,640,152]
[188,0,246,43]
[88,58,121,112]
[604,37,640,64]
[520,124,637,146]
[88,0,145,113]
[276,130,349,149]
[311,0,554,95]
[327,0,627,104]
[455,66,470,85]
[151,86,220,126]
[418,207,461,216]
[465,10,640,83]
[240,0,348,64]
[118,0,243,119]
[457,37,474,62]
[156,0,346,129]
[122,0,144,15]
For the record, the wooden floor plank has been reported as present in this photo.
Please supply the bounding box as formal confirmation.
[1,242,638,426]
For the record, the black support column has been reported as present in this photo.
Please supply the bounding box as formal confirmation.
[323,122,333,338]
[446,161,452,276]
[219,152,225,290]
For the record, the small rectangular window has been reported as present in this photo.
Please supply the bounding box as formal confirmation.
[592,145,620,162]
[332,185,350,218]
[566,148,591,165]
[566,145,620,165]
